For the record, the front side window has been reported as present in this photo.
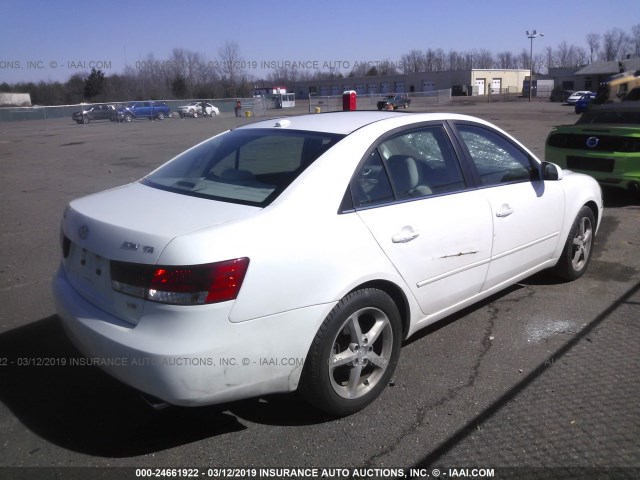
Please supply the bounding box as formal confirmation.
[456,124,534,186]
[142,129,343,207]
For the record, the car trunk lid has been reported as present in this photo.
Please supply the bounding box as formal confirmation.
[61,182,259,324]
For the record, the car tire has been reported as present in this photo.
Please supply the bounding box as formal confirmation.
[157,112,166,120]
[300,288,402,417]
[403,102,408,109]
[553,206,595,281]
[124,114,133,122]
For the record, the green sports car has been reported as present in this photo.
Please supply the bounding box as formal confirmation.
[545,104,640,194]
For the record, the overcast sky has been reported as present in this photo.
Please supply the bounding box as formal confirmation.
[1,0,638,83]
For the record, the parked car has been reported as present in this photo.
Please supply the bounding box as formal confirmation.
[177,101,220,118]
[546,103,640,195]
[574,92,597,114]
[549,87,572,103]
[72,104,116,124]
[377,94,411,110]
[112,101,170,122]
[53,111,602,417]
[566,91,594,105]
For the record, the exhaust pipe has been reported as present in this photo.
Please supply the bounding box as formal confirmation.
[140,393,171,411]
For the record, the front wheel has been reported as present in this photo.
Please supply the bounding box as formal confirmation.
[300,288,402,417]
[157,112,166,120]
[553,206,595,281]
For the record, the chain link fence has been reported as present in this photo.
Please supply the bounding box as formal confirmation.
[309,89,453,113]
[0,97,272,127]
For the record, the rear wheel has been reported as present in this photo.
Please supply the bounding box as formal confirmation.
[553,206,595,280]
[300,288,402,417]
[124,114,133,122]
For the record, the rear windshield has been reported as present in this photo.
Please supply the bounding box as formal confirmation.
[141,129,343,207]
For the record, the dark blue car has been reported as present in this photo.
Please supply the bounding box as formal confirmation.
[112,101,170,122]
[574,93,596,114]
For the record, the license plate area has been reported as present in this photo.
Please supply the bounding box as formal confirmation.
[65,244,112,295]
[567,156,615,173]
[63,242,144,325]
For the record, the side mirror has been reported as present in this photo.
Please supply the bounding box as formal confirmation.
[541,161,563,181]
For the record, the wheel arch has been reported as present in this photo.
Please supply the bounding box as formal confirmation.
[347,279,411,340]
[584,200,600,230]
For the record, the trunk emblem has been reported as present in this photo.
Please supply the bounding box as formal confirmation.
[121,241,154,254]
[121,241,139,251]
[78,225,89,240]
[586,137,599,148]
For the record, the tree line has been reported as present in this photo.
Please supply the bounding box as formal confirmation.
[2,26,639,106]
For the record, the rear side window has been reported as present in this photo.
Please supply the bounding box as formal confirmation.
[352,125,466,208]
[142,129,343,207]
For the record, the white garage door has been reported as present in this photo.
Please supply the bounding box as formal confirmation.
[491,78,502,94]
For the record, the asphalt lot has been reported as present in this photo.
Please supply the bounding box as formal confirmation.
[0,100,639,479]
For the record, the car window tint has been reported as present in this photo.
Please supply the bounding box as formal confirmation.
[380,126,465,197]
[352,149,394,208]
[142,129,343,207]
[456,124,533,186]
[209,136,304,177]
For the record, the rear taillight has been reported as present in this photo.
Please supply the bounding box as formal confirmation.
[111,258,249,305]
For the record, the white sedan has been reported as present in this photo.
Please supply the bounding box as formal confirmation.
[53,111,603,416]
[566,90,593,105]
[177,101,220,117]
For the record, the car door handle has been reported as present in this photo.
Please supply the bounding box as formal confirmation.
[496,204,514,218]
[392,227,420,243]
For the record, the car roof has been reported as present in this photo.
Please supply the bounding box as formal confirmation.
[237,111,483,135]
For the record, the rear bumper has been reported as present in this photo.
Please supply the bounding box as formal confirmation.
[52,265,330,406]
[547,148,640,190]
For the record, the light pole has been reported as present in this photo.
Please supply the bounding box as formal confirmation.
[526,30,544,102]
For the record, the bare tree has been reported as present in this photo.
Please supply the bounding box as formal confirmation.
[631,24,640,55]
[574,47,588,66]
[448,50,461,70]
[218,41,246,97]
[401,50,425,74]
[518,49,530,70]
[555,41,576,67]
[586,33,600,63]
[431,49,446,71]
[473,49,494,69]
[128,53,171,99]
[601,28,629,61]
[496,51,516,69]
[349,61,370,77]
[533,53,546,75]
[378,59,399,75]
